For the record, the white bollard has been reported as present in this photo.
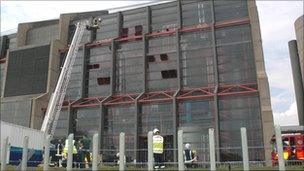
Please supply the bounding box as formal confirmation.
[275,125,286,171]
[119,132,125,171]
[67,134,74,171]
[92,133,99,171]
[43,135,51,171]
[178,130,184,171]
[1,137,9,171]
[21,136,29,171]
[147,131,153,171]
[209,128,216,171]
[241,127,249,171]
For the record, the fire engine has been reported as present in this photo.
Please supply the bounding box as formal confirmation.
[270,126,304,165]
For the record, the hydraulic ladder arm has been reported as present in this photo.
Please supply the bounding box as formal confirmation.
[41,22,87,138]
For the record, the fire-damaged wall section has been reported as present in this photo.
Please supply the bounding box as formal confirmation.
[4,45,50,97]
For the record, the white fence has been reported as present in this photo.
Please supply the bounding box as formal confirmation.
[0,125,300,171]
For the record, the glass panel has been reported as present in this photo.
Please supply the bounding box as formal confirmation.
[116,41,144,93]
[103,105,136,160]
[181,30,214,87]
[181,0,212,27]
[88,46,112,97]
[214,0,248,22]
[219,96,264,161]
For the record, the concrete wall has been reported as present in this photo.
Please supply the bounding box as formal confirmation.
[247,0,274,165]
[289,40,304,126]
[31,40,65,129]
[17,19,59,47]
[295,15,304,87]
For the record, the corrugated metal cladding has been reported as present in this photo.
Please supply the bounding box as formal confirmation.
[1,121,45,150]
[57,0,262,162]
[4,45,50,97]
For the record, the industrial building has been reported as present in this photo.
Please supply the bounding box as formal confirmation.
[0,0,274,164]
[289,15,304,126]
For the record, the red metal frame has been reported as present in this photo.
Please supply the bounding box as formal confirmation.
[71,96,104,108]
[58,17,250,53]
[138,90,176,103]
[104,93,139,106]
[65,83,258,108]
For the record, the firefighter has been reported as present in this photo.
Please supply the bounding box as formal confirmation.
[183,143,198,168]
[62,139,77,167]
[86,17,101,30]
[82,135,91,168]
[153,128,165,169]
[55,139,64,167]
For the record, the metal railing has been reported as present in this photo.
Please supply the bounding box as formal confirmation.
[1,125,303,171]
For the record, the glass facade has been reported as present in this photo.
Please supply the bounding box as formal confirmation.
[75,108,100,137]
[56,0,264,162]
[219,96,264,161]
[179,100,215,162]
[116,41,144,93]
[103,106,136,160]
[180,30,214,87]
[181,0,212,27]
[88,46,112,97]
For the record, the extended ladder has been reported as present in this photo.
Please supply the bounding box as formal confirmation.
[41,22,86,138]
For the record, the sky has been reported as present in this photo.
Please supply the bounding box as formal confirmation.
[1,1,303,126]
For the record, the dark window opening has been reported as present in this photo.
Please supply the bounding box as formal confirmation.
[135,25,143,36]
[88,64,100,70]
[147,55,155,62]
[161,70,177,79]
[97,77,110,85]
[160,54,168,61]
[122,28,129,38]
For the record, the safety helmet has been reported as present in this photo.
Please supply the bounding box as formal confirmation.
[185,143,191,149]
[153,128,160,134]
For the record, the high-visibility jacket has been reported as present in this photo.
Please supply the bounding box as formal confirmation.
[62,139,77,158]
[153,135,164,154]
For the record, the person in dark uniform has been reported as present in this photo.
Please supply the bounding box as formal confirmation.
[82,135,91,167]
[183,143,198,168]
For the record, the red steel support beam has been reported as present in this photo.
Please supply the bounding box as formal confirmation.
[63,83,258,108]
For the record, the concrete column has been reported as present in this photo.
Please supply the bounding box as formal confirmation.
[21,136,29,171]
[110,40,117,94]
[247,0,274,165]
[275,125,286,171]
[210,0,221,162]
[92,133,99,171]
[43,135,51,171]
[177,130,184,171]
[147,131,154,171]
[209,128,216,171]
[1,137,9,171]
[288,40,304,126]
[241,128,249,171]
[119,132,125,171]
[67,133,74,171]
